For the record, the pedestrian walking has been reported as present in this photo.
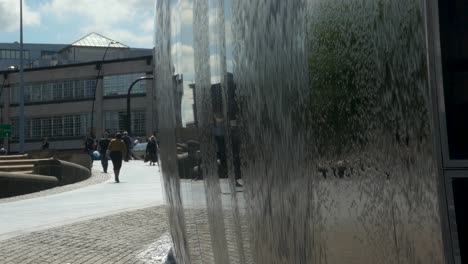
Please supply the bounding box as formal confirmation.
[122,131,132,162]
[146,135,158,166]
[108,133,127,183]
[98,132,111,173]
[41,137,49,150]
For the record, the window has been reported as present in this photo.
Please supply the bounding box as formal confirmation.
[104,111,145,135]
[64,116,74,136]
[24,85,31,102]
[11,114,89,140]
[52,117,63,137]
[11,119,18,139]
[25,120,31,139]
[31,119,42,139]
[132,112,146,135]
[76,115,83,136]
[9,78,96,104]
[104,112,119,134]
[74,80,84,98]
[42,118,51,137]
[31,84,42,102]
[42,84,52,101]
[63,81,74,99]
[10,84,19,104]
[103,73,147,96]
[85,80,96,98]
[52,83,62,100]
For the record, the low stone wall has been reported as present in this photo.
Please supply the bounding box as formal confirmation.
[0,172,58,198]
[27,150,92,170]
[33,159,91,186]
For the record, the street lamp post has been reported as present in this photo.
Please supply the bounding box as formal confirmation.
[19,0,25,153]
[126,76,153,135]
[90,41,118,138]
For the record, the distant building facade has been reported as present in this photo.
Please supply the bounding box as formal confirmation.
[0,33,156,152]
[0,33,152,70]
[0,42,66,70]
[0,55,155,152]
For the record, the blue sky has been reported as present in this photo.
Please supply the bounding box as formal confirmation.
[0,0,154,48]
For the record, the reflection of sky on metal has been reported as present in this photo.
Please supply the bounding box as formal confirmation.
[173,0,235,126]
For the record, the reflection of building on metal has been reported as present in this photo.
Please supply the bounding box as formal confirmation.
[188,73,237,128]
[173,74,184,128]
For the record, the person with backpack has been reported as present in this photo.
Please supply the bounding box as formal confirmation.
[98,132,111,173]
[108,133,127,183]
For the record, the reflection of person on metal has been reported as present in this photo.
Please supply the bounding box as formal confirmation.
[108,133,127,183]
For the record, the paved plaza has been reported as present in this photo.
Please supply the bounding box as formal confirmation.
[0,160,169,263]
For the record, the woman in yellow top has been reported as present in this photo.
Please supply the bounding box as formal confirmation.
[108,133,127,183]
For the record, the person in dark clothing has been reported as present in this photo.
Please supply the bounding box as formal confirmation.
[98,132,111,173]
[84,135,94,158]
[108,133,127,183]
[146,136,158,166]
[122,131,131,162]
[41,137,49,150]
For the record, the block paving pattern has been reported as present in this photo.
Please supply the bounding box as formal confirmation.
[0,206,169,264]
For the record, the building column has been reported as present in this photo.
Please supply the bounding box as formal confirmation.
[95,76,104,139]
[3,84,10,150]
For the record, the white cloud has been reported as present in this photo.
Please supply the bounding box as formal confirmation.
[0,0,41,32]
[181,0,193,26]
[39,0,154,47]
[171,42,195,74]
[141,17,154,33]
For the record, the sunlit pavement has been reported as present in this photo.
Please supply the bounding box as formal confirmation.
[0,160,165,240]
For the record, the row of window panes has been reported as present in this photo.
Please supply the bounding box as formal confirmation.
[103,111,146,135]
[103,73,146,96]
[0,49,30,60]
[10,80,96,103]
[10,114,91,140]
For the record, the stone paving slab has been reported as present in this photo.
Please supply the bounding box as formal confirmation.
[0,206,169,264]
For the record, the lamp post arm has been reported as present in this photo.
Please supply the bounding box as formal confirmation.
[126,76,154,135]
[90,42,117,136]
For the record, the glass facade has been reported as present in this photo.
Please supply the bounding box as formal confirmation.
[155,0,446,263]
[0,49,29,60]
[103,73,146,96]
[103,111,146,136]
[10,79,96,104]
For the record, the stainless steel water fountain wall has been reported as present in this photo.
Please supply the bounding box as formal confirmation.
[154,0,456,263]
